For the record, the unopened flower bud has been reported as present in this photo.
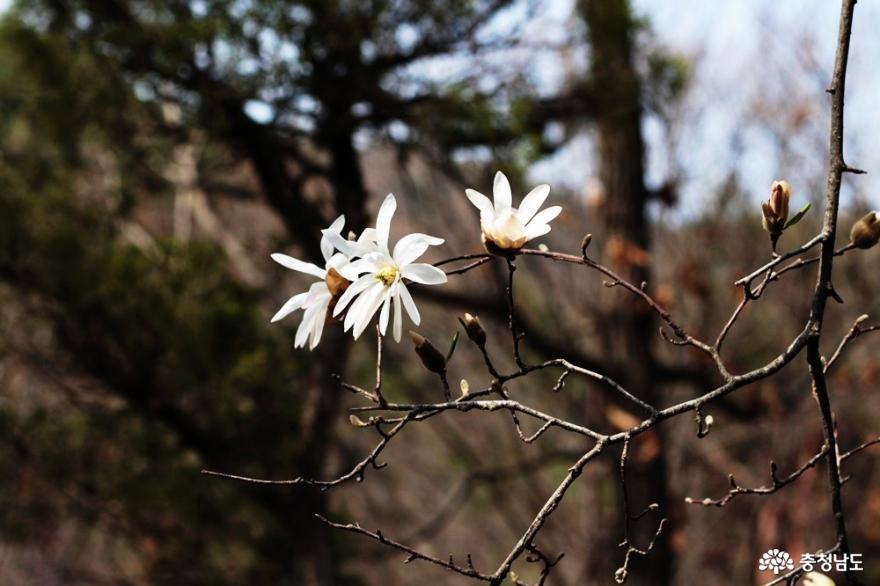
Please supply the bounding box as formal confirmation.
[459,379,470,397]
[850,211,880,249]
[761,180,791,236]
[408,331,446,374]
[458,313,487,347]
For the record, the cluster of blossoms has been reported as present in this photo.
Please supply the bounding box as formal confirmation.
[271,171,560,349]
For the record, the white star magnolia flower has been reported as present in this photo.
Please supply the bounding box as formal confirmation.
[270,216,376,350]
[465,171,561,251]
[324,193,447,342]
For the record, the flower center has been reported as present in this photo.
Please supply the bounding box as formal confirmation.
[376,266,398,286]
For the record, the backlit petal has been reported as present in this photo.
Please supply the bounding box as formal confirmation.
[353,282,387,339]
[398,282,420,326]
[493,171,512,211]
[376,193,397,254]
[465,188,494,219]
[270,292,309,323]
[392,233,444,266]
[334,274,375,316]
[524,206,561,231]
[320,215,346,261]
[393,287,403,342]
[516,184,550,224]
[401,263,448,285]
[271,253,325,278]
[378,291,392,335]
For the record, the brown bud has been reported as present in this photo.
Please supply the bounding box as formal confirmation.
[761,180,791,235]
[458,313,486,347]
[408,331,446,374]
[850,211,880,249]
[325,267,349,298]
[325,268,351,322]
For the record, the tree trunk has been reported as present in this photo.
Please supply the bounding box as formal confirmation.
[580,0,673,583]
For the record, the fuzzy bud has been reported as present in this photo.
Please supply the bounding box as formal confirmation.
[459,379,470,397]
[850,211,880,249]
[459,313,487,347]
[761,180,791,236]
[408,331,446,374]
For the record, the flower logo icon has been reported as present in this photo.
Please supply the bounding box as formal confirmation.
[759,549,795,575]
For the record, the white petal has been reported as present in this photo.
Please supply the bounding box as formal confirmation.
[401,263,448,285]
[465,188,494,219]
[493,171,512,212]
[524,206,562,235]
[376,193,397,254]
[334,274,375,316]
[320,215,346,262]
[294,318,310,348]
[397,282,420,326]
[271,292,309,323]
[344,281,382,333]
[392,287,403,342]
[296,303,324,348]
[309,298,329,349]
[378,291,392,335]
[524,223,552,240]
[353,283,387,339]
[516,184,550,225]
[326,252,350,272]
[392,233,444,266]
[338,254,386,280]
[322,229,365,259]
[302,281,331,308]
[356,227,378,252]
[343,284,368,331]
[271,253,325,278]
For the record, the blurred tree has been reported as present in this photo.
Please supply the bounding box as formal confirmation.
[580,1,672,583]
[0,0,528,583]
[0,0,703,583]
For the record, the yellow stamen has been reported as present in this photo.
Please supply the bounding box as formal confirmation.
[376,266,398,286]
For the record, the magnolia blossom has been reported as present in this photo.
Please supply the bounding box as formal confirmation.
[324,193,447,342]
[465,171,561,251]
[270,216,374,349]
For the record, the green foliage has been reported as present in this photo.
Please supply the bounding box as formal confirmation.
[0,12,322,582]
[0,183,317,582]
